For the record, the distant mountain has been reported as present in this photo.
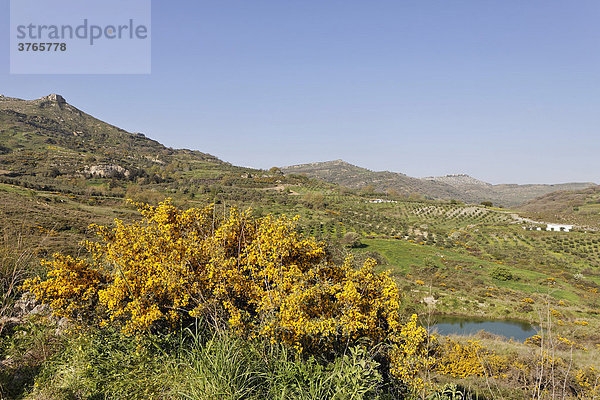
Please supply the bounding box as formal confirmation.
[282,160,463,200]
[282,160,596,207]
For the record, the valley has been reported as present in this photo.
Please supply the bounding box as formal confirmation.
[1,94,599,399]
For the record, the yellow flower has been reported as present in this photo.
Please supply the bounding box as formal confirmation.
[23,199,404,355]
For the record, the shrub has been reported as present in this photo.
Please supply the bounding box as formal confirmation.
[389,314,436,393]
[490,266,513,281]
[23,254,107,322]
[340,232,362,248]
[23,199,403,355]
[435,339,507,379]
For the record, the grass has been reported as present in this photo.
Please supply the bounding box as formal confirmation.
[2,184,600,399]
[353,236,599,337]
[0,183,33,196]
[20,325,390,400]
[357,238,495,272]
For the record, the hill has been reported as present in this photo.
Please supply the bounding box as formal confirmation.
[0,93,234,182]
[519,185,600,228]
[282,159,462,200]
[282,160,596,207]
[423,173,491,187]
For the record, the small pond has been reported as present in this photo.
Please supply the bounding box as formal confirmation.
[429,315,538,342]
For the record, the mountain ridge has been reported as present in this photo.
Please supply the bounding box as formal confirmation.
[282,160,596,207]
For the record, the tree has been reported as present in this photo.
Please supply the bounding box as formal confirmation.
[269,166,283,176]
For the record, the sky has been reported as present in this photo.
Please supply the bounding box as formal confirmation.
[1,0,599,184]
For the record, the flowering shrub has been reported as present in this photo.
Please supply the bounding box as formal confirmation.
[23,254,107,321]
[435,339,508,378]
[23,199,403,354]
[575,366,600,399]
[389,314,436,392]
[524,334,542,346]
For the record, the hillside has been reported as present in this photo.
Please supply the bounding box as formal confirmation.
[423,173,491,187]
[283,160,596,207]
[519,185,600,228]
[0,94,236,182]
[282,159,462,200]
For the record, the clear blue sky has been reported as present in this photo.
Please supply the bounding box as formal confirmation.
[1,1,599,184]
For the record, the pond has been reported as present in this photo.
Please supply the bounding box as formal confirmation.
[429,315,538,342]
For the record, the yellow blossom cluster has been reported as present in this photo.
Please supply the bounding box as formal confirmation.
[525,334,542,346]
[24,199,404,354]
[23,254,107,321]
[435,339,507,378]
[389,314,436,392]
[575,366,600,399]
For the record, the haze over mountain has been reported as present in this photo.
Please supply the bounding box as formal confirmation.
[282,160,596,207]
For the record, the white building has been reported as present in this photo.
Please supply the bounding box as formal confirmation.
[368,199,398,204]
[546,224,573,232]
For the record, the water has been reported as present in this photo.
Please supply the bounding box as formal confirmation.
[429,315,538,342]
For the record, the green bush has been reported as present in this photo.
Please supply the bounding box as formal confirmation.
[490,266,514,281]
[340,231,363,248]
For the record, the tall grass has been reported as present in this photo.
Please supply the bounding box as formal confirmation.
[27,324,395,400]
[1,228,30,328]
[0,225,50,333]
[170,327,386,400]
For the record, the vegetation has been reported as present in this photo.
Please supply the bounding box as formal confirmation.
[1,95,599,399]
[520,186,600,229]
[281,160,595,208]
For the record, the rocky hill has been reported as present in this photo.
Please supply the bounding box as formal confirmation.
[0,94,244,185]
[423,174,491,187]
[283,160,463,200]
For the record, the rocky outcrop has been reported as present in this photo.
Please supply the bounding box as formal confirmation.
[422,174,492,187]
[39,94,67,104]
[84,164,130,178]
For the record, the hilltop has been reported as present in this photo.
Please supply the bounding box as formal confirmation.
[282,159,461,200]
[423,174,491,187]
[283,160,595,207]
